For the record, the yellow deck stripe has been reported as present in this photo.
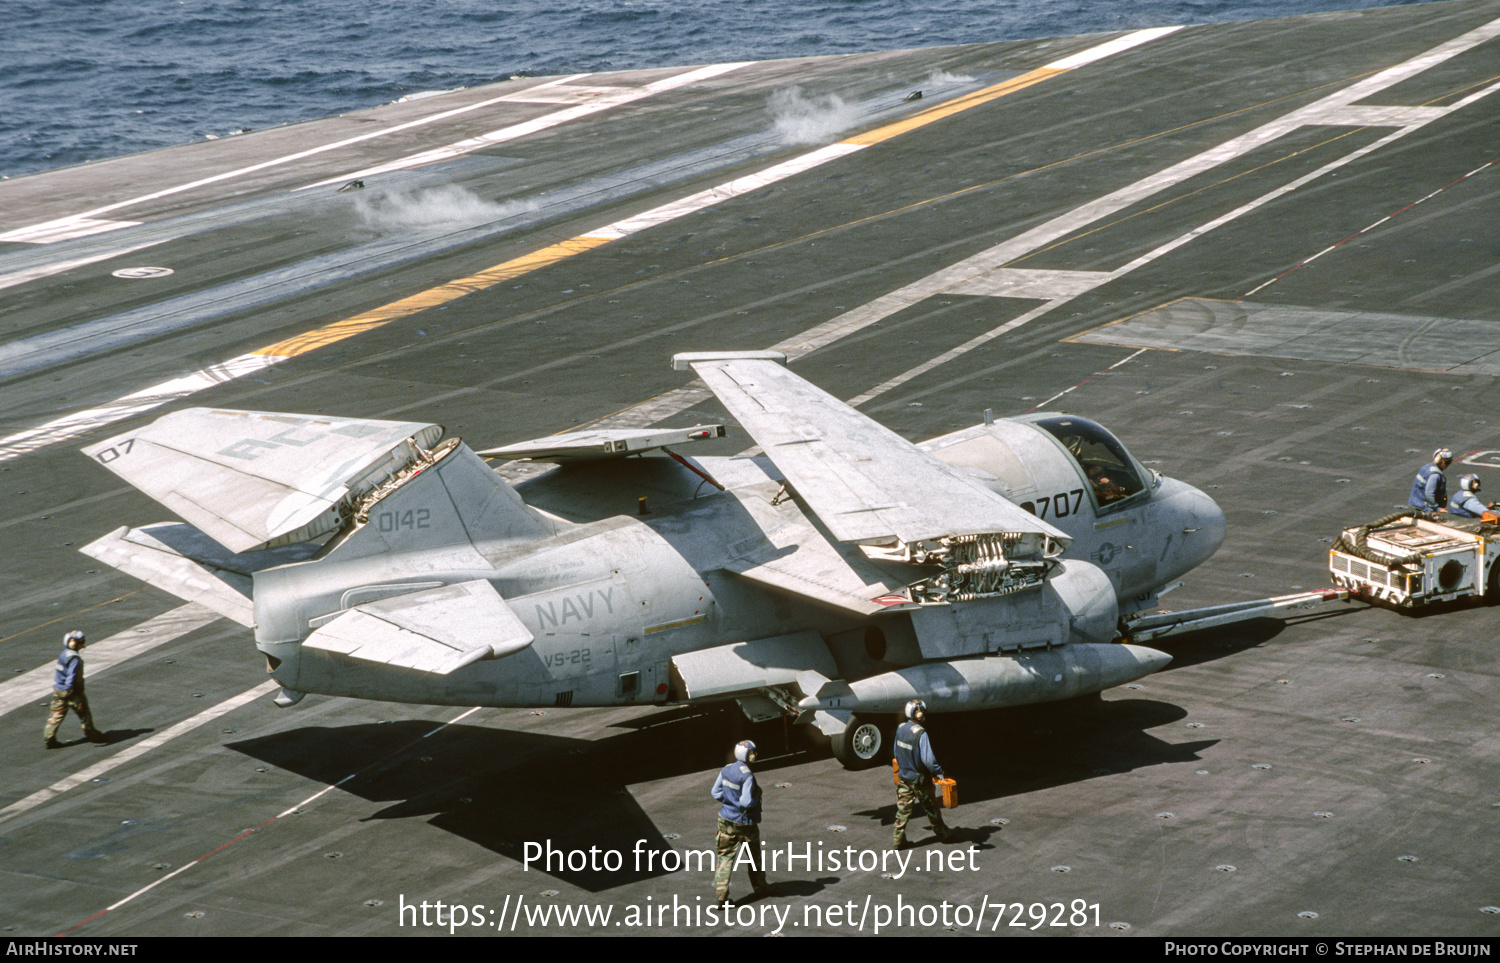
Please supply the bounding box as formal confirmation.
[253,235,612,358]
[842,67,1067,146]
[254,68,1073,361]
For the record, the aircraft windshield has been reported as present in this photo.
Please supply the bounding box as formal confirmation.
[1032,416,1147,508]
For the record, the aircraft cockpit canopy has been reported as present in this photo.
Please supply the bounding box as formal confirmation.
[1031,415,1150,508]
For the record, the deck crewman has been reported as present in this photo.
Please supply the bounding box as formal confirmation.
[1409,447,1454,513]
[892,699,953,848]
[1448,474,1496,518]
[44,630,106,749]
[711,739,769,904]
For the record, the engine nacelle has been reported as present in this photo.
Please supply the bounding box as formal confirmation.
[908,558,1117,660]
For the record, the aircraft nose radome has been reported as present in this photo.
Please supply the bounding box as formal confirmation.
[1158,476,1226,563]
[1185,483,1228,563]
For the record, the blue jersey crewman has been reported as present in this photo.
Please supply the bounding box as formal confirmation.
[44,630,105,749]
[1448,474,1496,518]
[711,739,769,904]
[892,699,954,848]
[1409,448,1453,512]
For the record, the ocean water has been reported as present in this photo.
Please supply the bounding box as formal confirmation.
[0,0,1431,179]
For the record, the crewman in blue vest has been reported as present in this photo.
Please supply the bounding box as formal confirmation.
[1409,448,1454,513]
[1448,474,1496,518]
[892,699,953,848]
[44,630,105,749]
[711,739,768,904]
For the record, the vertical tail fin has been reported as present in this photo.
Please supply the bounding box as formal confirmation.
[323,439,555,560]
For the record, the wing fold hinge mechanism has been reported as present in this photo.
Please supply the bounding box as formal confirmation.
[872,531,1062,606]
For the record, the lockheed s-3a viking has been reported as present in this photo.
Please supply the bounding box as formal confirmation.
[82,350,1260,769]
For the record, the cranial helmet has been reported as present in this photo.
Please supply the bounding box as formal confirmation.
[905,699,926,720]
[734,740,756,763]
[1459,473,1481,493]
[1434,447,1454,464]
[64,629,86,646]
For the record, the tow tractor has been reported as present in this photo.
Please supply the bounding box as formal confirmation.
[1119,508,1499,635]
[1115,508,1500,643]
[1328,510,1500,607]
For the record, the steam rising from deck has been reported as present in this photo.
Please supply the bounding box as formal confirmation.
[927,68,975,84]
[353,185,536,233]
[768,86,861,145]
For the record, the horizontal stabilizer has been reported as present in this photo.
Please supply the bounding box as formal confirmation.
[669,630,835,701]
[477,424,725,462]
[684,356,1068,548]
[302,579,533,675]
[82,408,444,553]
[80,523,321,626]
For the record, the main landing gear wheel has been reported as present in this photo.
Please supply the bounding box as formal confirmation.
[830,714,890,770]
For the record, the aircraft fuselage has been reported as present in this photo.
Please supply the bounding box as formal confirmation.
[253,413,1225,710]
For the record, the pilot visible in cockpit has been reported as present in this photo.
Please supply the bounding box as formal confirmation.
[1086,463,1129,505]
[1044,416,1147,510]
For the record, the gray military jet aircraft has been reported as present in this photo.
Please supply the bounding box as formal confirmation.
[81,350,1231,769]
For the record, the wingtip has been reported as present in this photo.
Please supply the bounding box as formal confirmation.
[672,350,788,371]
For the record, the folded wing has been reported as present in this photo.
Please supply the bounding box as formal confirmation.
[82,408,444,554]
[477,424,724,462]
[678,352,1068,550]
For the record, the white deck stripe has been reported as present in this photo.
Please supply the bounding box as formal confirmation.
[0,352,284,463]
[0,604,219,719]
[1044,26,1185,70]
[0,219,143,246]
[1030,348,1151,411]
[62,705,483,932]
[299,62,752,189]
[0,80,580,242]
[1307,105,1448,127]
[2,63,750,243]
[582,144,866,240]
[843,78,1500,407]
[779,15,1500,362]
[1240,87,1500,298]
[844,300,1068,406]
[0,681,278,825]
[0,32,1180,462]
[1105,78,1500,286]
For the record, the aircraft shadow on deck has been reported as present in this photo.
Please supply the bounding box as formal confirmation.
[850,697,1215,832]
[220,613,1320,890]
[227,706,810,892]
[1151,605,1366,671]
[229,690,1213,890]
[1153,616,1287,670]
